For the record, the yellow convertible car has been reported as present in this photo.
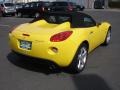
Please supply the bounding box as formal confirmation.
[9,12,111,73]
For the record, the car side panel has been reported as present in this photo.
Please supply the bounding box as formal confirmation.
[98,22,111,43]
[75,26,102,52]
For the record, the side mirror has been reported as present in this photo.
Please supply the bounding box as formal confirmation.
[96,23,101,27]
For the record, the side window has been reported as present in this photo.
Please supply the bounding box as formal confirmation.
[83,16,96,27]
[31,3,36,7]
[24,3,30,8]
[37,3,42,7]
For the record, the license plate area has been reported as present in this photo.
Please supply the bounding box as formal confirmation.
[19,40,32,50]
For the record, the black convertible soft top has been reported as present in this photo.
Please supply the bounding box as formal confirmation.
[30,12,96,28]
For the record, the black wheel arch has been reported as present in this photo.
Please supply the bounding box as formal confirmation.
[108,26,111,30]
[74,40,89,58]
[80,40,89,51]
[68,40,89,73]
[74,40,89,60]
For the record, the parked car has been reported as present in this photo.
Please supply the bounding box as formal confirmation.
[15,3,25,10]
[9,12,111,73]
[0,5,2,16]
[48,1,85,12]
[16,1,50,18]
[0,2,16,16]
[94,0,105,9]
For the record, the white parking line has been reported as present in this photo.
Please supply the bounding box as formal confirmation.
[0,24,10,27]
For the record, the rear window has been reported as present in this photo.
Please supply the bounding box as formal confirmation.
[43,15,71,24]
[44,2,50,6]
[24,3,30,7]
[51,2,68,6]
[30,2,50,7]
[4,3,14,6]
[36,2,50,7]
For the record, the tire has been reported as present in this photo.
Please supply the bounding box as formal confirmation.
[35,12,40,18]
[102,28,111,46]
[11,13,15,16]
[17,12,22,17]
[69,43,88,73]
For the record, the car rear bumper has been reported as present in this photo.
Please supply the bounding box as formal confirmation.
[9,33,77,67]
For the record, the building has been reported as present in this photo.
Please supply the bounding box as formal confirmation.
[2,0,110,9]
[2,0,97,8]
[14,0,56,3]
[109,0,120,8]
[4,0,56,3]
[54,0,95,8]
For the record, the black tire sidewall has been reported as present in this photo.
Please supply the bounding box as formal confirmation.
[69,43,88,73]
[17,12,22,17]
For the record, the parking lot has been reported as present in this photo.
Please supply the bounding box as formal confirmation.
[0,10,120,90]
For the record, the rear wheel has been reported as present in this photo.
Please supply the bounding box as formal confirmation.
[69,43,88,73]
[2,13,6,17]
[17,12,22,17]
[102,28,111,45]
[11,13,15,16]
[35,12,40,18]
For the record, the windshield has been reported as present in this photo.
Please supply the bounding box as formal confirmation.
[51,2,68,6]
[4,3,14,6]
[44,2,50,6]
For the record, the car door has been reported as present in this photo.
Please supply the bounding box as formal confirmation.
[82,16,102,51]
[30,2,36,15]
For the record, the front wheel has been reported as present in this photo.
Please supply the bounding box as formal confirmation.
[69,43,88,73]
[102,28,111,45]
[2,13,6,17]
[17,12,22,17]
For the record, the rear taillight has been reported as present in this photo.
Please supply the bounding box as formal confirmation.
[50,31,73,42]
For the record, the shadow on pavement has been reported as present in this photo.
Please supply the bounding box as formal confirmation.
[7,52,62,75]
[72,74,111,90]
[7,52,112,90]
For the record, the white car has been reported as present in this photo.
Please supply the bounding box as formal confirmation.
[0,2,16,16]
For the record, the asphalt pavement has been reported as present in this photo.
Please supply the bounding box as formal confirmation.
[0,10,120,90]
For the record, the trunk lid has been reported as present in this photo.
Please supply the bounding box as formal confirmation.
[12,20,71,42]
